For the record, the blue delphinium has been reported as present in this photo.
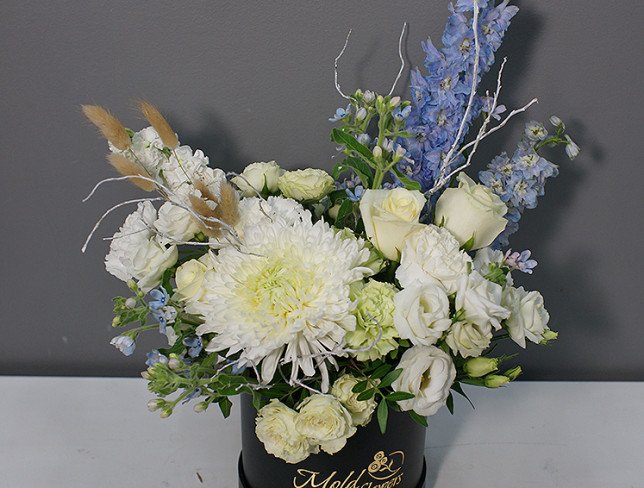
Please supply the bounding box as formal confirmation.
[402,1,519,191]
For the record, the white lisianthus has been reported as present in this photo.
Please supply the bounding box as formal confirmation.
[295,395,356,454]
[502,286,550,348]
[174,259,208,302]
[256,400,317,464]
[359,188,427,261]
[391,345,456,416]
[105,201,178,292]
[154,202,201,244]
[277,168,335,201]
[393,283,452,346]
[232,161,283,196]
[330,374,376,426]
[445,321,493,358]
[396,224,471,293]
[455,271,510,330]
[434,173,508,250]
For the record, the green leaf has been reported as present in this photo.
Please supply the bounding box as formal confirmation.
[356,388,375,401]
[218,397,232,418]
[377,399,389,434]
[335,199,354,227]
[461,235,475,252]
[331,128,374,161]
[409,410,428,427]
[452,381,478,409]
[378,368,403,389]
[391,167,422,191]
[352,380,369,394]
[370,364,392,380]
[446,393,454,415]
[386,391,415,402]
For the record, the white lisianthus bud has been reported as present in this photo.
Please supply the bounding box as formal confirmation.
[505,366,522,380]
[484,375,510,388]
[160,407,173,418]
[111,316,121,327]
[359,188,426,261]
[231,161,284,197]
[389,96,401,108]
[295,395,356,455]
[356,107,367,121]
[434,173,508,250]
[331,374,377,426]
[463,357,499,378]
[277,168,335,201]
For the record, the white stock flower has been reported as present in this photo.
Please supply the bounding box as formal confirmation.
[391,345,456,416]
[434,173,508,250]
[109,126,166,174]
[154,202,201,244]
[231,161,283,196]
[455,271,510,330]
[330,374,377,426]
[445,321,492,358]
[359,188,426,261]
[502,286,550,348]
[105,201,178,292]
[256,400,317,464]
[396,224,471,293]
[393,283,452,346]
[295,395,356,454]
[277,168,335,201]
[162,146,227,202]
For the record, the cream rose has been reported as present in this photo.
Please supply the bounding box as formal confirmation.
[393,283,451,346]
[434,173,508,250]
[295,395,356,454]
[330,374,377,426]
[391,345,456,416]
[359,188,426,261]
[445,321,492,358]
[174,259,208,301]
[277,168,335,201]
[255,400,317,464]
[232,161,283,197]
[455,271,510,330]
[502,286,550,348]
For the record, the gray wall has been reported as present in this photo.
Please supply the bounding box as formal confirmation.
[1,1,642,379]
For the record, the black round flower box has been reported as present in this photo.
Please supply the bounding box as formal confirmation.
[239,395,427,488]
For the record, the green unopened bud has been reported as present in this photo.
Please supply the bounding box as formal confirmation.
[194,402,208,413]
[354,89,364,98]
[540,329,558,344]
[363,90,375,104]
[168,357,182,371]
[127,279,137,291]
[147,399,165,412]
[141,370,151,380]
[505,366,522,380]
[484,375,510,388]
[111,316,121,327]
[372,146,383,159]
[356,107,367,121]
[160,407,173,418]
[463,357,499,378]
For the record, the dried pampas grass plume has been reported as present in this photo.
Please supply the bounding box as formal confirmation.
[107,154,156,191]
[189,181,240,238]
[137,100,178,149]
[81,105,131,150]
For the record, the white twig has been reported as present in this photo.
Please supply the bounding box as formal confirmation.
[82,175,162,202]
[334,29,353,100]
[387,22,408,96]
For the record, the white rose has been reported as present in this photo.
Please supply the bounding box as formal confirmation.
[391,345,456,416]
[445,321,492,358]
[393,283,451,346]
[295,394,356,454]
[231,161,283,197]
[330,374,377,426]
[396,224,471,293]
[277,168,335,201]
[154,202,201,244]
[256,400,317,464]
[359,188,426,261]
[174,259,208,301]
[434,173,508,250]
[502,286,550,348]
[455,271,510,330]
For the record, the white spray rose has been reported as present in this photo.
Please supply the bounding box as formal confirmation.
[232,161,283,197]
[434,173,508,250]
[502,286,550,348]
[174,259,208,301]
[359,188,426,261]
[154,202,201,244]
[256,400,317,464]
[396,224,471,293]
[393,283,451,346]
[295,395,356,454]
[455,271,510,330]
[445,321,493,358]
[277,168,335,201]
[391,345,456,416]
[330,374,377,426]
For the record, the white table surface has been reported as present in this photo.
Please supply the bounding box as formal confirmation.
[1,377,642,488]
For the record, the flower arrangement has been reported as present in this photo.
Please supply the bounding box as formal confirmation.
[82,0,578,465]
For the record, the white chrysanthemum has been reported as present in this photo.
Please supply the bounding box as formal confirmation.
[193,209,371,391]
[105,201,178,292]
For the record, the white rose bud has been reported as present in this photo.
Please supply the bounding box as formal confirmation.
[256,400,317,464]
[502,286,550,348]
[359,188,426,261]
[277,168,335,201]
[391,345,456,416]
[295,395,356,455]
[393,283,451,346]
[330,374,377,426]
[434,173,508,250]
[445,321,493,358]
[231,161,283,197]
[174,259,208,301]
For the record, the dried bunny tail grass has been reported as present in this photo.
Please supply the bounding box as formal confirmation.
[137,100,178,149]
[107,154,156,191]
[190,181,240,238]
[81,105,131,150]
